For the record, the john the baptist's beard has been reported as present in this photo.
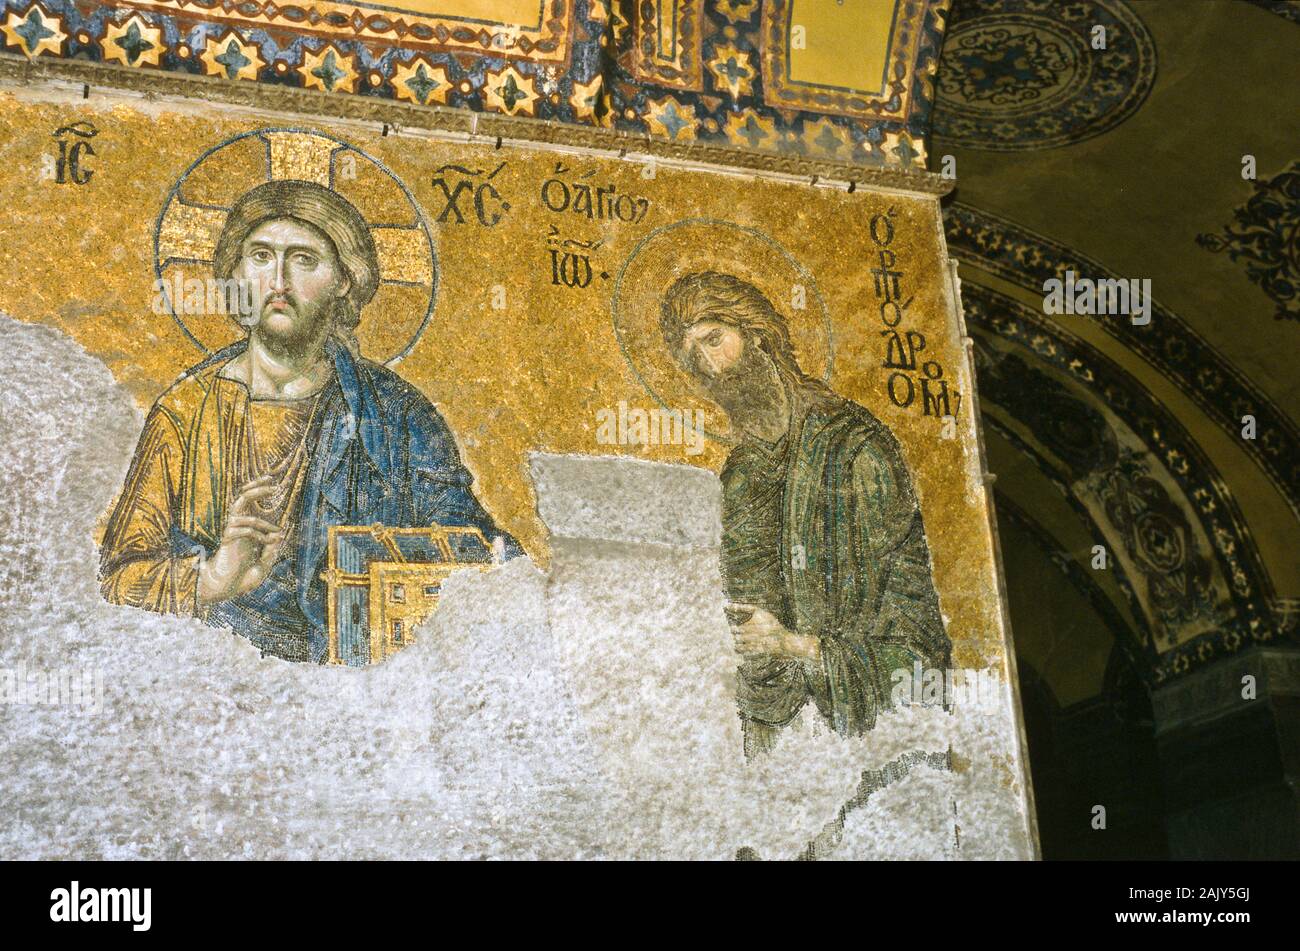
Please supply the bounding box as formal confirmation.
[694,339,788,439]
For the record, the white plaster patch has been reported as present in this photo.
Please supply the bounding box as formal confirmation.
[0,315,1034,860]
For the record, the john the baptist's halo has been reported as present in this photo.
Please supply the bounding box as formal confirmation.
[611,217,834,444]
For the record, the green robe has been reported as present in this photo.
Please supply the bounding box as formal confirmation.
[721,388,951,754]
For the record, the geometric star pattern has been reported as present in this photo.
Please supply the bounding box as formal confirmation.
[100,14,162,69]
[0,0,949,170]
[199,30,262,82]
[1,3,64,59]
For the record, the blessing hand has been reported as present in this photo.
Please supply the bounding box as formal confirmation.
[197,474,286,605]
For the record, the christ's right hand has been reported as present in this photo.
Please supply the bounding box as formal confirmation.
[197,474,286,604]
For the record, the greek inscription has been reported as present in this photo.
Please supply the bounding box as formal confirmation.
[431,161,510,226]
[869,208,960,418]
[540,162,651,223]
[46,121,97,185]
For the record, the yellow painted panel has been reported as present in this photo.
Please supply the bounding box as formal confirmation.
[787,0,896,93]
[357,0,542,25]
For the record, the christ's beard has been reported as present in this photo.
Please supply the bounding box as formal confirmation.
[698,346,789,441]
[253,295,332,358]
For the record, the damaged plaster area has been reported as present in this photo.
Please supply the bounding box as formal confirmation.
[0,315,1034,860]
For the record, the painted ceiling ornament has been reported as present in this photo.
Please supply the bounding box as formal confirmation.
[1197,160,1300,323]
[298,44,358,94]
[198,29,263,83]
[154,127,437,366]
[1088,448,1219,646]
[643,93,699,142]
[706,41,757,99]
[931,0,1156,151]
[940,25,1070,106]
[962,284,1280,681]
[569,73,612,126]
[101,12,162,69]
[391,56,452,107]
[3,0,951,169]
[1243,0,1300,26]
[483,63,540,117]
[803,116,853,159]
[715,0,759,26]
[759,0,932,124]
[611,218,833,444]
[945,201,1300,526]
[722,108,778,151]
[631,0,704,91]
[0,2,64,59]
[124,0,576,63]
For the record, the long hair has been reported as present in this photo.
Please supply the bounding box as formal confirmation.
[659,271,831,393]
[212,180,379,355]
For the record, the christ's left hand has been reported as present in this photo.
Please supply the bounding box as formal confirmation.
[727,602,821,662]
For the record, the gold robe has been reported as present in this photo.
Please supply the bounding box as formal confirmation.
[99,360,316,620]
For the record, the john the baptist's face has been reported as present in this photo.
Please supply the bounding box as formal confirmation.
[679,319,745,381]
[674,316,790,442]
[233,217,350,354]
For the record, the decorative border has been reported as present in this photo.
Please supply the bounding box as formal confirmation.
[761,0,938,123]
[119,0,574,62]
[1243,0,1300,27]
[944,201,1300,523]
[631,0,703,91]
[0,0,951,168]
[0,52,954,193]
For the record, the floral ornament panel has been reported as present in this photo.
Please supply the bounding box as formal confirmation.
[931,0,1156,151]
[1197,161,1300,324]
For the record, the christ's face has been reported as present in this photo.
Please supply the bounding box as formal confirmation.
[233,218,349,355]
